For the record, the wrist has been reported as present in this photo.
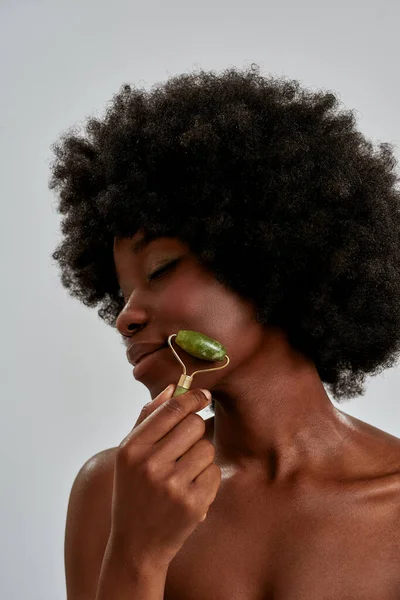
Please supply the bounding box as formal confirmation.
[97,542,169,600]
[105,536,171,581]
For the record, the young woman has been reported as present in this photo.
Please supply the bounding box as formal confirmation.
[50,65,400,599]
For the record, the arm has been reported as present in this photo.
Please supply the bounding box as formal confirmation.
[95,541,168,600]
[64,448,116,599]
[64,447,170,600]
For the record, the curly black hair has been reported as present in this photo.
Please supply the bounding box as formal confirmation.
[49,63,400,404]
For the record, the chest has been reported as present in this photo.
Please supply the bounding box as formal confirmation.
[164,477,400,600]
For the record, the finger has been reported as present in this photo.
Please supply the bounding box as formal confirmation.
[132,388,212,445]
[135,384,176,427]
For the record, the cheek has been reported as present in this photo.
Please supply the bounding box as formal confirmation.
[155,268,258,351]
[200,286,260,352]
[176,278,254,341]
[156,278,204,320]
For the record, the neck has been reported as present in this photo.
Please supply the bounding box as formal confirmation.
[209,333,352,484]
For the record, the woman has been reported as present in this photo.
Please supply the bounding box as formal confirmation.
[50,65,400,598]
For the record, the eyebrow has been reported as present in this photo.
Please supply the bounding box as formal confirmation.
[116,238,150,293]
[118,237,167,296]
[131,237,151,254]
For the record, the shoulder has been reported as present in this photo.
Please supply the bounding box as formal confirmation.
[76,446,118,482]
[338,411,400,496]
[67,446,119,547]
[65,447,118,599]
[343,411,400,466]
[67,446,118,542]
[69,446,118,510]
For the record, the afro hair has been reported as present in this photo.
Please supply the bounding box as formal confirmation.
[49,64,400,404]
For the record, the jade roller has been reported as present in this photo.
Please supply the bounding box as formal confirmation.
[168,330,230,397]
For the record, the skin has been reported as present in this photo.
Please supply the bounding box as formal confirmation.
[109,230,400,598]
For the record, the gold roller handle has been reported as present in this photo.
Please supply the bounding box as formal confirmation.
[168,334,230,397]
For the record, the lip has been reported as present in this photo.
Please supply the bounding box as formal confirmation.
[132,346,168,379]
[127,342,168,366]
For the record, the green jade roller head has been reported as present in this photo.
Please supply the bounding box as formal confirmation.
[168,330,230,397]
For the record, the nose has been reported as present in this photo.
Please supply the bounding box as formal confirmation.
[115,296,149,340]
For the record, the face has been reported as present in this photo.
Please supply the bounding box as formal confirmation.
[113,231,266,399]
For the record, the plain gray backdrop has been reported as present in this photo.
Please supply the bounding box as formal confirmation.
[1,0,399,598]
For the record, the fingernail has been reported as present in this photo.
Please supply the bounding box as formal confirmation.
[161,384,174,396]
[201,389,212,401]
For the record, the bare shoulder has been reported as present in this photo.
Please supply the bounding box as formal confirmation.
[338,410,400,486]
[65,447,118,600]
[78,446,118,482]
[344,410,400,453]
[69,445,119,539]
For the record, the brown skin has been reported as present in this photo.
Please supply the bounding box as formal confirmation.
[104,231,400,597]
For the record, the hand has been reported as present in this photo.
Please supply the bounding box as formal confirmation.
[108,384,221,570]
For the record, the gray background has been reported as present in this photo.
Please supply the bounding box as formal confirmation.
[1,1,399,598]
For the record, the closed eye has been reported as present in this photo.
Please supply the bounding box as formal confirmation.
[148,259,180,282]
[119,259,180,308]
